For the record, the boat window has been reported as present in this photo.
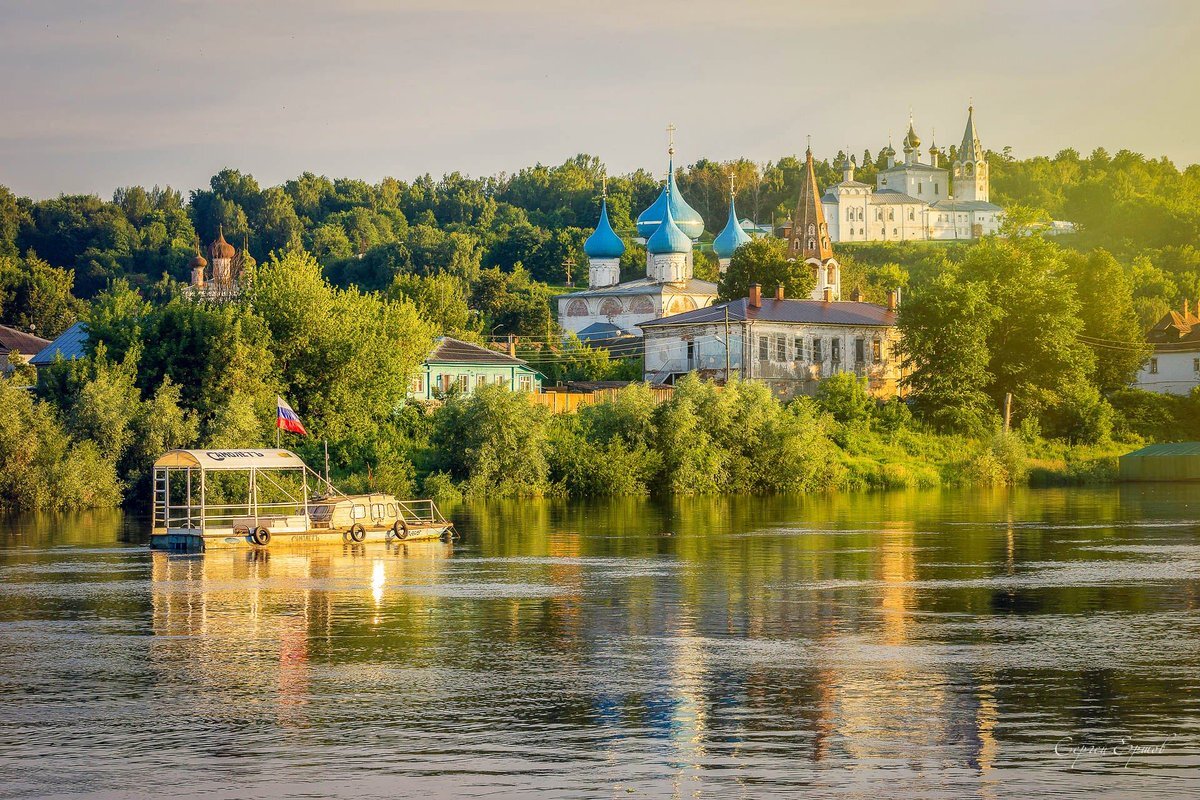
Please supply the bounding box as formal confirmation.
[386,503,396,517]
[352,504,366,519]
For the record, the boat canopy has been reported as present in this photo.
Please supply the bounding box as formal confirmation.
[153,448,309,471]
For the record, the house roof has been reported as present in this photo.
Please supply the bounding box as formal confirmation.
[1121,442,1200,459]
[425,336,532,367]
[1147,306,1200,349]
[0,324,52,356]
[639,297,896,329]
[931,199,1003,212]
[871,189,926,205]
[557,277,718,300]
[29,321,88,366]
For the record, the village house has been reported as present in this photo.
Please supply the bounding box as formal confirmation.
[1134,300,1200,395]
[638,283,902,399]
[0,323,50,374]
[409,336,543,400]
[29,321,89,369]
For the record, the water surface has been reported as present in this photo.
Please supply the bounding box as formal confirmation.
[1,486,1198,798]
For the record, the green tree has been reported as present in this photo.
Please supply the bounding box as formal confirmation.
[1065,248,1150,392]
[899,269,998,432]
[428,385,550,497]
[0,253,84,337]
[718,237,816,301]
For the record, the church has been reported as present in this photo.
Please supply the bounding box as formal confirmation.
[820,106,1003,243]
[555,138,719,340]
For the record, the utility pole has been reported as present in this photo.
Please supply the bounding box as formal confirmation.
[1003,392,1013,433]
[723,305,731,384]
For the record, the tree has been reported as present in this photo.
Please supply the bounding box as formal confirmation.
[246,248,435,441]
[718,237,816,301]
[963,235,1095,415]
[1065,248,1150,392]
[899,269,998,433]
[428,385,551,497]
[0,253,84,337]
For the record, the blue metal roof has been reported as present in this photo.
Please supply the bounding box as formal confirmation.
[636,158,705,240]
[583,199,626,259]
[645,200,693,255]
[30,321,88,366]
[712,196,751,259]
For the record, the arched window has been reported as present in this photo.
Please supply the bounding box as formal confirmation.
[667,296,697,315]
[566,298,588,317]
[630,296,655,314]
[908,209,915,221]
[807,224,815,236]
[888,209,895,221]
[599,298,623,317]
[807,238,815,251]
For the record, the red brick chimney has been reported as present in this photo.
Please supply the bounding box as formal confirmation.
[749,283,762,308]
[507,334,516,357]
[887,290,898,311]
[775,285,785,301]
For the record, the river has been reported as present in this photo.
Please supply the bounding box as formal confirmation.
[1,486,1197,798]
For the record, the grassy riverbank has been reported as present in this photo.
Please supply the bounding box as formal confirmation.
[0,371,1175,513]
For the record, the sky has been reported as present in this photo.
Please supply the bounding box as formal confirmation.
[2,0,1198,199]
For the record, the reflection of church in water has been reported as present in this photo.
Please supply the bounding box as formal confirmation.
[555,135,720,340]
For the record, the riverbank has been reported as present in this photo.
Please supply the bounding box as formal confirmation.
[0,373,1149,513]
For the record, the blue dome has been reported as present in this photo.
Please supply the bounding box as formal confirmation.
[646,200,693,255]
[636,159,705,240]
[584,199,625,259]
[712,197,751,259]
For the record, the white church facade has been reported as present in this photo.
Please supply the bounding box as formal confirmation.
[822,106,1003,243]
[556,143,719,340]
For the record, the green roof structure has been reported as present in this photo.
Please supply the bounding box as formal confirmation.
[1118,442,1200,482]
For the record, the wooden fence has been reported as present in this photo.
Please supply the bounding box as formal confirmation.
[529,385,678,413]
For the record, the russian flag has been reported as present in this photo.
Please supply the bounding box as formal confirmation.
[275,397,308,435]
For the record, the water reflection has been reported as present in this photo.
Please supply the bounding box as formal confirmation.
[0,485,1197,798]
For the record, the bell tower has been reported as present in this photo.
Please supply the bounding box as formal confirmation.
[952,104,989,202]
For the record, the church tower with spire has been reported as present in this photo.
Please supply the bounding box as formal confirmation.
[952,104,989,202]
[787,146,840,301]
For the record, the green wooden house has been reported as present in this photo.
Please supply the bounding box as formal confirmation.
[409,337,543,400]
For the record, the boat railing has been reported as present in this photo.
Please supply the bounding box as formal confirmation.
[397,499,449,525]
[163,500,310,531]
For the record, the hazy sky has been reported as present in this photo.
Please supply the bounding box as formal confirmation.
[2,0,1198,199]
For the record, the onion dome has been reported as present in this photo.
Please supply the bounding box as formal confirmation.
[712,196,751,259]
[212,225,236,259]
[189,246,207,269]
[883,142,896,157]
[584,198,625,259]
[903,121,921,151]
[636,159,705,240]
[646,198,692,255]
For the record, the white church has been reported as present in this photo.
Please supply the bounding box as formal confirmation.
[555,141,720,341]
[821,106,1003,243]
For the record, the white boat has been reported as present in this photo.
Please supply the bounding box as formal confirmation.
[149,448,455,551]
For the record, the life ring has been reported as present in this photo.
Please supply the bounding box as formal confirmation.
[348,524,366,543]
[251,527,271,546]
[391,521,409,540]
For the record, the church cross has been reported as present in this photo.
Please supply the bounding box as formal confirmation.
[666,123,676,156]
